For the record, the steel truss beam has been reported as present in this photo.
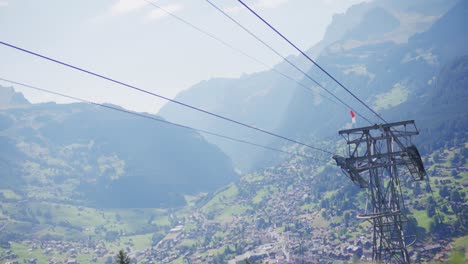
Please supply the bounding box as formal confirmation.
[334,120,425,263]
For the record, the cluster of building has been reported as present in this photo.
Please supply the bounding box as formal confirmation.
[132,154,460,263]
[0,240,117,264]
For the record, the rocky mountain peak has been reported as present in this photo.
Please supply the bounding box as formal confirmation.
[0,86,30,109]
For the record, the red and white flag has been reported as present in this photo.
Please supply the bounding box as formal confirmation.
[350,110,356,124]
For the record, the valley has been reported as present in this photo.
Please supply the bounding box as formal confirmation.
[0,141,466,263]
[0,0,467,263]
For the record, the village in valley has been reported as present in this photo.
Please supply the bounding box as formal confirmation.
[2,145,464,264]
[138,147,466,264]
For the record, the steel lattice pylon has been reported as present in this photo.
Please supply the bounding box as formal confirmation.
[334,120,426,264]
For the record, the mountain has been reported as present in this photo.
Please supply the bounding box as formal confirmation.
[277,0,468,152]
[0,86,30,109]
[159,0,459,172]
[0,87,238,208]
[149,3,468,258]
[412,55,468,152]
[158,71,295,172]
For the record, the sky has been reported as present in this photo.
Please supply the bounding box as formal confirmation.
[0,0,367,113]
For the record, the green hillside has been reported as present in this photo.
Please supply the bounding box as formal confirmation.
[0,95,238,208]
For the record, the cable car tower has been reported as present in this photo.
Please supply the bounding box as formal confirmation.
[334,120,426,263]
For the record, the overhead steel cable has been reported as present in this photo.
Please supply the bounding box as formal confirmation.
[0,77,330,163]
[204,0,373,125]
[0,41,334,155]
[143,0,267,69]
[236,0,387,124]
[142,0,341,107]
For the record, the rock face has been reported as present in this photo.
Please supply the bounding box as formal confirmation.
[0,86,30,109]
[0,87,238,208]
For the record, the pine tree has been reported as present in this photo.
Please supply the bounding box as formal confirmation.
[116,250,131,264]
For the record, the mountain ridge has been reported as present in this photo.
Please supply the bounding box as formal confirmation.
[159,0,461,171]
[277,0,468,152]
[0,87,238,208]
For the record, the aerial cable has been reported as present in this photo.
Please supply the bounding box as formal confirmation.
[236,0,387,124]
[142,0,341,107]
[0,41,334,155]
[204,0,372,125]
[143,0,267,71]
[0,77,330,163]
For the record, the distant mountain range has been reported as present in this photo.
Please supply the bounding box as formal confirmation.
[279,0,468,148]
[0,89,237,208]
[159,0,467,171]
[1,0,466,210]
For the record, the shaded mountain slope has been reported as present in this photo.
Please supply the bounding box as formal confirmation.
[159,71,296,172]
[0,88,238,208]
[277,0,468,153]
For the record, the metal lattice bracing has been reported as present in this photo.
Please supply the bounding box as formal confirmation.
[334,120,426,264]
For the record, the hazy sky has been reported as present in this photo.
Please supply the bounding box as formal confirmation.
[0,0,366,113]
